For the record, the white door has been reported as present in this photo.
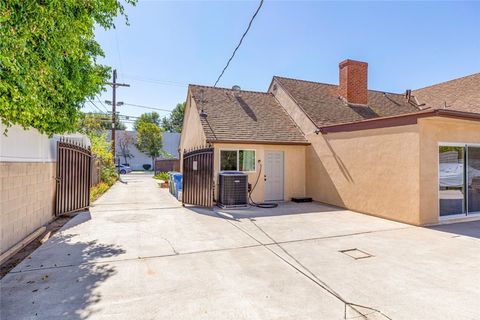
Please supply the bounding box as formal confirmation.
[264,151,284,201]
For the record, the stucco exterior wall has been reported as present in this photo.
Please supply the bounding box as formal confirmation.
[271,79,424,224]
[418,117,480,225]
[0,162,56,255]
[179,97,207,153]
[306,125,422,225]
[213,143,306,203]
[179,96,207,172]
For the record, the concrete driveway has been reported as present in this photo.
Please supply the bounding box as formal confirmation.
[1,173,479,320]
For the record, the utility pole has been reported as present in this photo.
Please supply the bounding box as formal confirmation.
[106,69,129,164]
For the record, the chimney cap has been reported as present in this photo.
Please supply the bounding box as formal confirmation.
[339,59,368,68]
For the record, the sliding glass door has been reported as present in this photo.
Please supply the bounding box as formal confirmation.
[439,145,480,218]
[467,146,480,213]
[439,146,465,216]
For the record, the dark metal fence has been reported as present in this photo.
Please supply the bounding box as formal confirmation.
[55,139,92,216]
[182,146,214,207]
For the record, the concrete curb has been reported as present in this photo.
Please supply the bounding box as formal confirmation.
[0,226,46,265]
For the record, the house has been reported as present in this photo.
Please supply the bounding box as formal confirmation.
[179,59,480,226]
[111,131,180,170]
[181,84,310,203]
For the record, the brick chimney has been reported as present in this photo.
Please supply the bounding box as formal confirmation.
[338,59,368,105]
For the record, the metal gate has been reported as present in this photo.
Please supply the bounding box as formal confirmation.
[182,146,214,207]
[55,138,92,216]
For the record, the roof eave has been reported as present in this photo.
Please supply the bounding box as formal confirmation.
[206,139,310,146]
[319,109,480,134]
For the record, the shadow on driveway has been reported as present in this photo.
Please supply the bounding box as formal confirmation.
[1,213,126,320]
[428,220,480,239]
[188,201,344,221]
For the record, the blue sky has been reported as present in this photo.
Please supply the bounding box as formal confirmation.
[90,1,480,129]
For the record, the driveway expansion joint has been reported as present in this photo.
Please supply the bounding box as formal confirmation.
[212,212,393,320]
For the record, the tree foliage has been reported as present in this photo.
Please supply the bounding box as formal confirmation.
[133,112,160,131]
[77,112,125,135]
[90,132,117,186]
[136,122,162,168]
[0,0,136,135]
[161,102,185,132]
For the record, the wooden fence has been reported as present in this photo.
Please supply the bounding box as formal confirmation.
[155,158,180,174]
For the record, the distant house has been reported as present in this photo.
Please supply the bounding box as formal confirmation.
[180,59,480,226]
[111,131,180,170]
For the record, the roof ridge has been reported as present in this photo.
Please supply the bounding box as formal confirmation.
[274,76,338,87]
[414,72,480,92]
[189,83,271,95]
[274,76,405,95]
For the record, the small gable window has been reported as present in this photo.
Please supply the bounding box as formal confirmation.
[220,150,256,172]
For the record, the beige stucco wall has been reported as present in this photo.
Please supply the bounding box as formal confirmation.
[418,117,480,225]
[272,78,424,224]
[213,143,306,203]
[0,162,56,255]
[180,96,207,153]
[306,126,421,224]
[179,96,207,172]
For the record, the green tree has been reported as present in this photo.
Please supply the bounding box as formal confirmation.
[0,0,136,135]
[134,112,160,131]
[136,122,163,169]
[161,102,185,132]
[77,112,126,135]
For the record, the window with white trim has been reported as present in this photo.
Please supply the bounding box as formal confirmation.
[220,150,256,172]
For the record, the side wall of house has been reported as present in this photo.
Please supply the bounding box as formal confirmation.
[179,95,207,172]
[271,80,422,224]
[0,125,56,256]
[305,126,421,225]
[418,117,480,225]
[213,143,306,203]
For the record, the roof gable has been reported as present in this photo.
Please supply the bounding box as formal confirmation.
[188,85,308,145]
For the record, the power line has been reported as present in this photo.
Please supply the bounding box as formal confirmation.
[95,95,110,113]
[123,103,173,113]
[214,0,264,87]
[122,74,189,87]
[95,101,173,113]
[87,99,106,114]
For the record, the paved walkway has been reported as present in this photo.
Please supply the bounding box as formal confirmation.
[1,173,479,319]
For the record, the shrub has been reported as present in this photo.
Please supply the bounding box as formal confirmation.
[90,182,110,202]
[153,172,169,181]
[90,133,118,186]
[143,164,151,170]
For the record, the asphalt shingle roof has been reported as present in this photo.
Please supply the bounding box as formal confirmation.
[189,85,308,144]
[413,73,480,114]
[273,76,421,126]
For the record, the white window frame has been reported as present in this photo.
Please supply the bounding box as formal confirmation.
[219,149,256,173]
